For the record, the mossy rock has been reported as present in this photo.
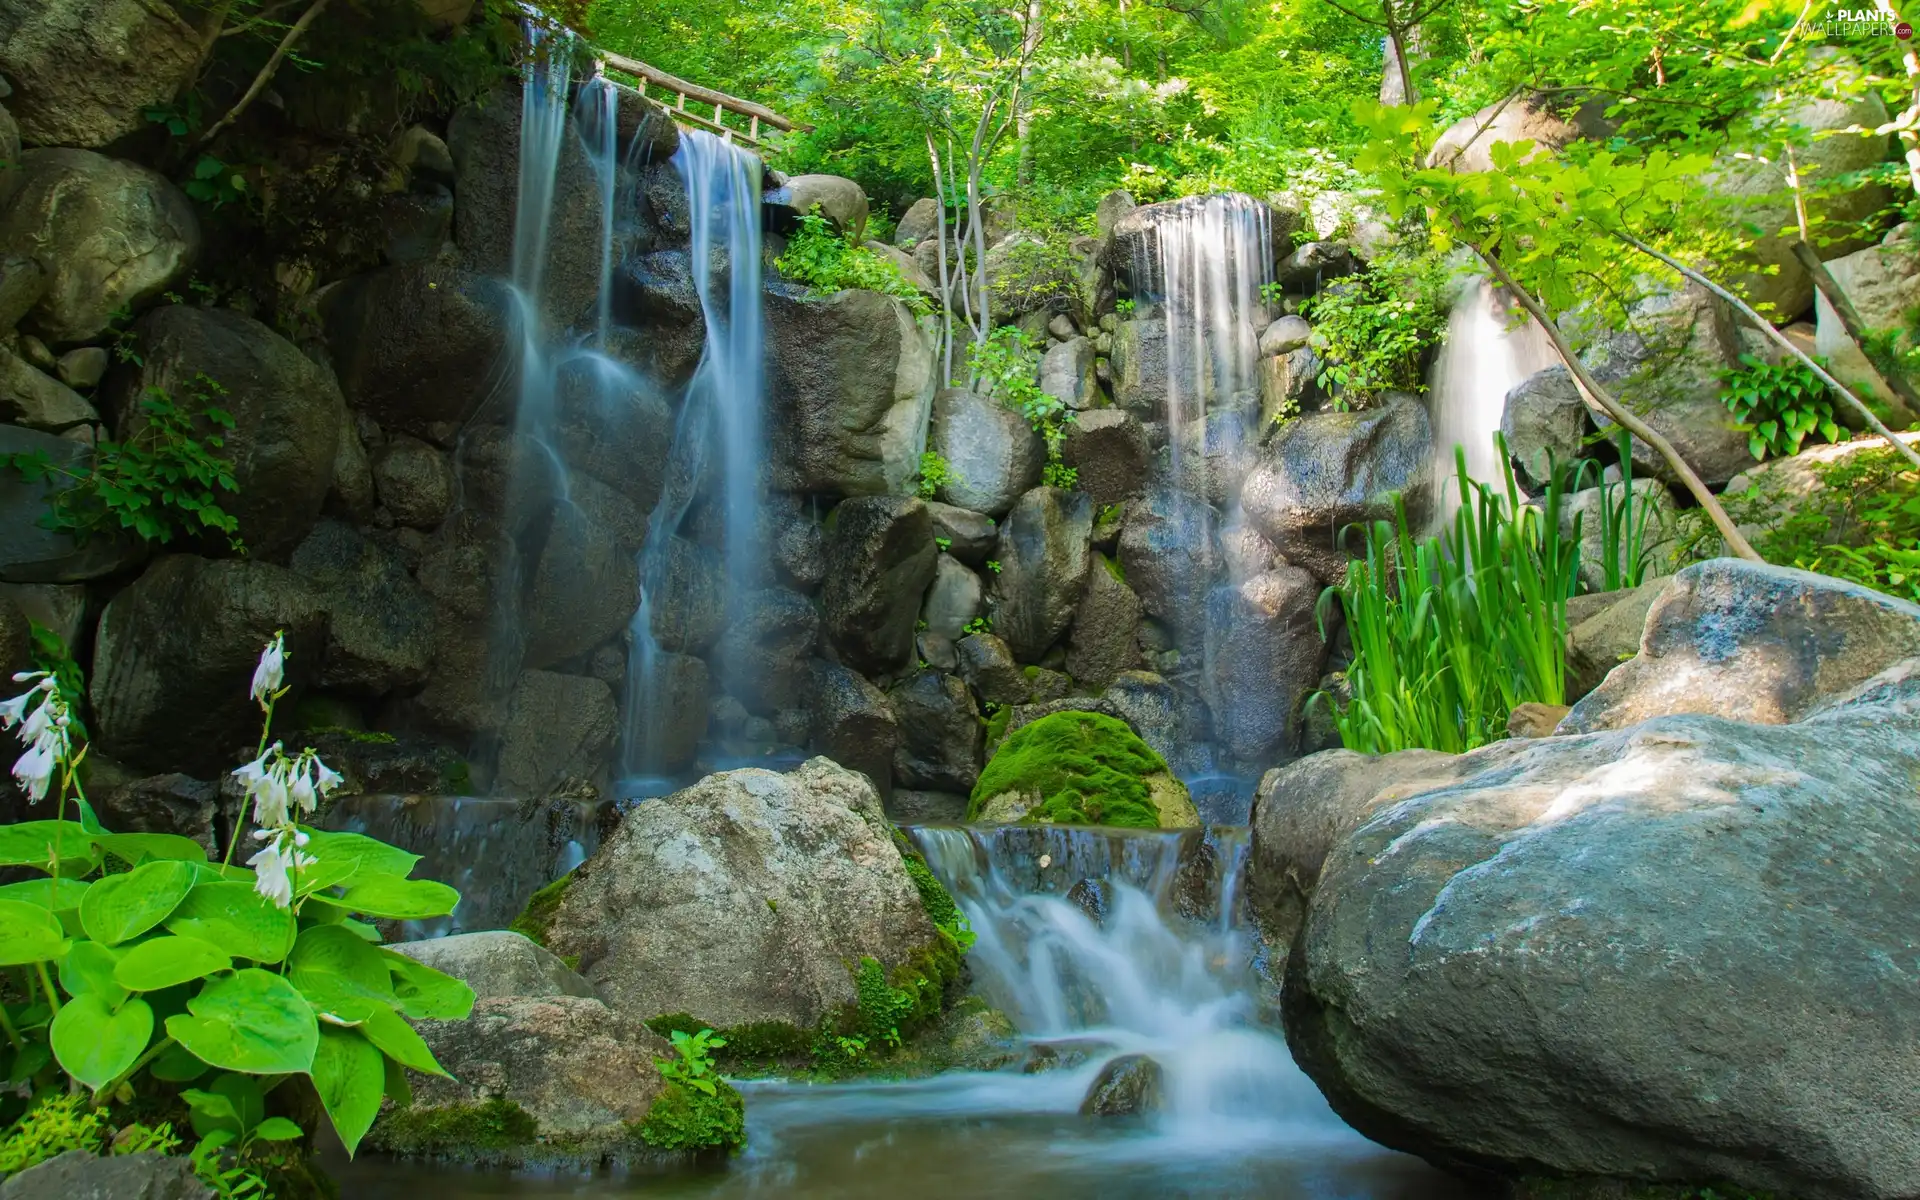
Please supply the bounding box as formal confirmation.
[633,1080,746,1157]
[967,710,1198,829]
[368,1097,540,1162]
[509,871,577,967]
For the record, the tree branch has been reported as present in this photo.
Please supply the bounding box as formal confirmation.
[1790,240,1920,428]
[195,0,333,149]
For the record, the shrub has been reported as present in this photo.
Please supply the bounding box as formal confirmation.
[967,711,1170,828]
[775,209,930,315]
[1300,250,1451,408]
[967,326,1077,484]
[1719,354,1841,461]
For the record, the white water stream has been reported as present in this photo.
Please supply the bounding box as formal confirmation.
[1426,277,1556,520]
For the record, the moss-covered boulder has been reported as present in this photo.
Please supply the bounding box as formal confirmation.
[967,711,1199,829]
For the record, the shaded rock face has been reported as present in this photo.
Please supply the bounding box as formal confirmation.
[630,651,709,774]
[0,344,94,431]
[1561,559,1920,734]
[0,1150,210,1200]
[495,670,617,796]
[1202,566,1325,768]
[1564,578,1668,701]
[1558,479,1682,595]
[523,473,648,669]
[806,661,897,800]
[608,251,706,389]
[1279,669,1920,1200]
[889,669,982,794]
[1500,365,1591,488]
[388,931,598,1001]
[551,354,674,513]
[1117,485,1213,639]
[288,521,434,696]
[926,501,997,567]
[373,435,455,529]
[821,495,936,675]
[714,587,819,716]
[1061,408,1148,510]
[1065,556,1141,690]
[1038,336,1097,411]
[545,758,943,1030]
[993,487,1094,661]
[0,0,204,149]
[927,387,1044,517]
[90,556,325,775]
[92,773,219,858]
[1817,233,1920,408]
[919,554,983,641]
[765,288,936,498]
[955,631,1027,708]
[0,424,145,583]
[111,305,344,559]
[323,262,513,434]
[1079,1054,1165,1117]
[0,149,197,344]
[1241,395,1434,584]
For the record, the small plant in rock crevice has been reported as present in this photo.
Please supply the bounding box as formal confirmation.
[967,326,1078,488]
[1299,250,1450,409]
[915,451,960,499]
[1718,353,1841,462]
[775,208,930,315]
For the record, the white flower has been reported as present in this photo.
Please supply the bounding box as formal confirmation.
[247,831,317,910]
[250,633,286,708]
[313,758,344,797]
[0,678,51,730]
[233,742,293,829]
[11,738,55,803]
[289,766,317,816]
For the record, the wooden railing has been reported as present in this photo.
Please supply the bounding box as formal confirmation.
[596,51,807,150]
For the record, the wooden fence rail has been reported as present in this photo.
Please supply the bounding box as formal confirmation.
[596,50,808,150]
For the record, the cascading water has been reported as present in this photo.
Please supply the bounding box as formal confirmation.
[1426,277,1556,519]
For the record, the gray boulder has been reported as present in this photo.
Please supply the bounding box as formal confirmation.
[1176,409,1257,509]
[0,254,48,334]
[1117,485,1214,638]
[1061,408,1148,510]
[1275,241,1357,291]
[1094,189,1136,238]
[1280,665,1920,1200]
[1108,317,1170,418]
[927,387,1044,517]
[92,773,219,860]
[551,353,673,512]
[992,487,1093,661]
[0,150,197,344]
[1565,577,1668,701]
[1258,315,1312,356]
[627,651,709,774]
[769,174,869,239]
[1241,394,1434,584]
[1065,555,1141,690]
[806,660,897,799]
[1100,669,1210,776]
[0,1150,209,1200]
[1104,193,1279,289]
[1500,365,1591,487]
[766,495,826,593]
[886,788,967,823]
[544,758,948,1031]
[111,305,344,558]
[372,435,454,529]
[0,0,203,149]
[713,587,819,716]
[926,501,997,567]
[608,251,706,390]
[90,555,325,775]
[495,670,617,796]
[1558,479,1682,595]
[1202,566,1325,767]
[889,669,982,793]
[322,262,513,434]
[641,535,725,655]
[1258,346,1320,426]
[1427,91,1610,175]
[920,553,983,641]
[1080,1054,1165,1118]
[387,930,599,1000]
[821,495,936,674]
[1561,558,1920,735]
[894,197,940,247]
[0,345,94,431]
[766,288,936,498]
[1038,336,1097,411]
[955,631,1028,708]
[524,474,649,668]
[288,521,433,696]
[1814,232,1920,409]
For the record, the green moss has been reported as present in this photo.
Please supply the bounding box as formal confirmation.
[984,705,1013,752]
[1021,664,1041,679]
[1514,1179,1786,1200]
[1099,552,1125,584]
[307,724,398,745]
[370,1097,538,1159]
[509,872,575,957]
[633,1080,745,1156]
[646,1013,814,1070]
[967,711,1168,828]
[440,759,474,794]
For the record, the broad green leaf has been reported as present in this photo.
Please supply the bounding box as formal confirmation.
[0,821,97,873]
[50,994,152,1091]
[81,860,198,946]
[165,881,295,964]
[0,899,69,965]
[382,949,475,1021]
[0,878,90,911]
[311,1026,385,1158]
[382,1052,412,1107]
[252,1117,303,1142]
[301,829,420,880]
[360,1004,448,1078]
[189,1072,266,1138]
[293,857,358,897]
[149,1040,212,1083]
[165,968,317,1075]
[6,1039,50,1085]
[291,925,393,999]
[59,940,127,1007]
[95,832,208,865]
[335,875,458,921]
[115,935,232,992]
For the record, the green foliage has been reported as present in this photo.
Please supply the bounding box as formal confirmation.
[900,853,973,950]
[961,615,992,636]
[507,872,575,952]
[854,957,914,1048]
[1315,438,1582,754]
[1719,354,1841,462]
[7,378,243,551]
[634,1077,744,1155]
[1716,444,1920,603]
[657,1028,728,1097]
[1114,299,1136,317]
[989,236,1078,315]
[371,1097,539,1158]
[1300,251,1451,408]
[1580,437,1659,592]
[1042,461,1080,490]
[915,451,959,500]
[775,210,929,314]
[0,1093,111,1174]
[967,711,1169,828]
[183,155,249,209]
[967,327,1077,479]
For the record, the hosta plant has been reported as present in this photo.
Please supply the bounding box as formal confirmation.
[0,632,475,1178]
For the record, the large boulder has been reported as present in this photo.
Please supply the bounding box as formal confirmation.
[0,0,204,149]
[0,150,197,344]
[322,262,514,434]
[1814,230,1920,408]
[90,555,325,775]
[1500,365,1592,488]
[110,305,344,558]
[387,930,598,1001]
[765,288,936,498]
[1104,193,1279,292]
[372,434,454,529]
[1279,663,1920,1200]
[1080,1054,1166,1118]
[1038,336,1097,411]
[544,758,953,1031]
[926,501,997,567]
[955,631,1028,708]
[805,660,897,799]
[0,1150,210,1200]
[821,495,936,674]
[288,521,433,696]
[1064,554,1141,690]
[1116,484,1214,640]
[1560,558,1920,734]
[0,427,144,583]
[919,553,983,641]
[1202,566,1325,768]
[894,197,940,247]
[992,487,1093,661]
[713,587,819,716]
[1061,408,1148,510]
[1108,317,1170,418]
[926,387,1044,517]
[495,670,618,796]
[1564,577,1668,701]
[522,473,649,668]
[1241,395,1434,584]
[550,352,674,511]
[767,174,868,239]
[889,669,982,794]
[0,345,95,431]
[608,251,706,390]
[1427,92,1612,174]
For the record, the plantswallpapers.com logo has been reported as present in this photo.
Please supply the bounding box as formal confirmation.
[1824,7,1912,37]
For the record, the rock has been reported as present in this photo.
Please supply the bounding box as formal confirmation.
[920,554,983,640]
[993,488,1093,661]
[1117,485,1214,640]
[1505,701,1570,738]
[1047,313,1076,341]
[373,434,454,529]
[387,930,598,1000]
[1258,315,1312,356]
[1565,578,1668,701]
[806,661,897,799]
[1259,346,1321,425]
[1038,337,1097,411]
[322,262,513,435]
[0,150,197,344]
[926,501,997,567]
[626,651,709,773]
[1561,558,1920,734]
[379,994,674,1164]
[969,710,1198,828]
[0,580,84,648]
[767,497,826,592]
[391,124,455,182]
[524,475,649,668]
[288,521,434,696]
[1107,316,1174,418]
[1202,566,1326,767]
[0,1150,210,1200]
[611,91,680,163]
[886,788,967,823]
[380,184,455,265]
[889,669,983,793]
[0,0,203,149]
[0,254,47,333]
[642,536,725,655]
[821,495,936,674]
[1218,519,1279,582]
[713,587,818,715]
[1065,555,1141,690]
[111,305,344,558]
[1500,365,1592,487]
[894,197,940,247]
[1815,234,1920,408]
[608,251,705,389]
[1241,395,1435,584]
[917,630,957,672]
[1177,408,1258,509]
[1556,479,1682,594]
[1094,190,1136,238]
[545,758,951,1030]
[1428,91,1611,175]
[926,387,1045,517]
[1025,666,1074,705]
[0,424,144,583]
[54,346,107,390]
[328,420,378,523]
[91,773,219,858]
[495,671,617,796]
[0,344,94,430]
[769,174,869,239]
[955,631,1028,708]
[0,589,27,683]
[1079,1054,1165,1117]
[1099,670,1207,775]
[1275,241,1358,291]
[1281,666,1920,1200]
[1105,194,1278,288]
[1061,408,1148,510]
[865,241,938,297]
[766,288,936,497]
[90,555,325,775]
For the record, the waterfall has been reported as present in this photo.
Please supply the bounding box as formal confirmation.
[619,129,766,790]
[1426,278,1556,517]
[575,75,620,349]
